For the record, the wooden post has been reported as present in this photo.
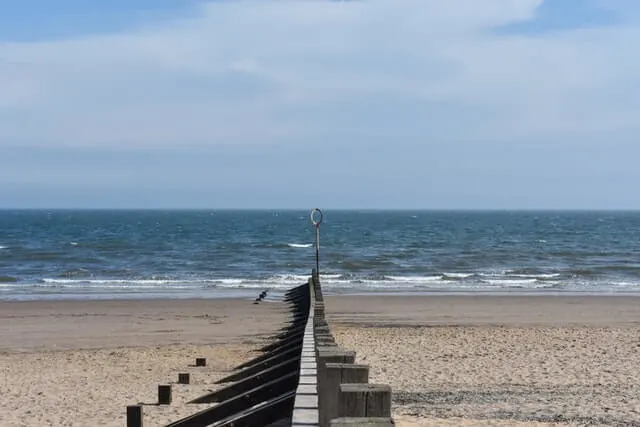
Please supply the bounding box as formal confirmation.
[126,405,143,427]
[322,363,369,427]
[338,384,391,418]
[196,358,207,367]
[315,349,356,427]
[317,336,336,346]
[158,384,172,405]
[316,348,356,374]
[330,418,394,426]
[178,373,190,384]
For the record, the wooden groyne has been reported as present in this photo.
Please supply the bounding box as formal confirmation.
[126,283,310,427]
[292,270,395,427]
[125,269,394,426]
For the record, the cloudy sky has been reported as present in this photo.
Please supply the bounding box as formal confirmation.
[1,0,638,209]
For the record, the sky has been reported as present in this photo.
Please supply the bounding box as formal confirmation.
[0,0,639,209]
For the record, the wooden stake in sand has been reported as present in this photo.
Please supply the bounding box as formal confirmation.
[158,384,172,405]
[126,405,143,427]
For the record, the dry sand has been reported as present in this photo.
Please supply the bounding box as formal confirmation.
[1,295,640,426]
[0,298,289,427]
[326,295,640,427]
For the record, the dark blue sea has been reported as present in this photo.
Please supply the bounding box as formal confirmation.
[1,210,640,301]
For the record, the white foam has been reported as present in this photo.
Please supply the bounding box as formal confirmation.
[274,274,311,281]
[482,278,538,286]
[511,273,560,279]
[611,281,639,288]
[0,246,6,249]
[287,243,312,248]
[216,279,243,285]
[482,271,561,280]
[386,275,442,282]
[39,278,219,289]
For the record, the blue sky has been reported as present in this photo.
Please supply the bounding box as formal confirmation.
[1,0,639,209]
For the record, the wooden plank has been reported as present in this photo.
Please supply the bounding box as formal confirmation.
[321,364,369,427]
[189,356,300,404]
[208,390,296,427]
[235,340,302,369]
[338,384,392,418]
[126,405,143,427]
[215,345,302,384]
[166,372,299,427]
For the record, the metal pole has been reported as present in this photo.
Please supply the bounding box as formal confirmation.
[315,223,320,278]
[311,208,323,281]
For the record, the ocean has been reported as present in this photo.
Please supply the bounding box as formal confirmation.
[1,210,640,301]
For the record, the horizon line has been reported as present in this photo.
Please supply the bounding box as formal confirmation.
[2,207,640,212]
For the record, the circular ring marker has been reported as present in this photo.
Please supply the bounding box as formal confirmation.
[310,208,323,227]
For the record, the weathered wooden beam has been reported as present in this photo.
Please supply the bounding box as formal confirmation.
[315,349,357,427]
[235,341,302,369]
[284,284,308,297]
[209,390,296,427]
[215,345,303,384]
[127,405,143,427]
[272,324,307,339]
[166,372,299,427]
[321,364,369,427]
[189,356,300,404]
[259,332,304,353]
[338,384,392,418]
[158,384,172,405]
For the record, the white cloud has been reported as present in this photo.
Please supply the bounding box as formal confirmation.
[0,0,638,148]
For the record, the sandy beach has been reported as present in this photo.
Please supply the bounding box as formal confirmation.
[2,295,640,426]
[328,295,640,427]
[0,298,289,427]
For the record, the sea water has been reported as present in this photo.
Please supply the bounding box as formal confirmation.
[1,210,640,300]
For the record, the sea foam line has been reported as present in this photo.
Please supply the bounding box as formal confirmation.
[287,243,312,248]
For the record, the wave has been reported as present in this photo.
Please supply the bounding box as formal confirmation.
[0,245,7,249]
[386,275,442,282]
[6,269,640,297]
[39,278,220,289]
[481,278,538,286]
[442,272,475,279]
[511,273,560,279]
[2,277,640,299]
[287,243,312,248]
